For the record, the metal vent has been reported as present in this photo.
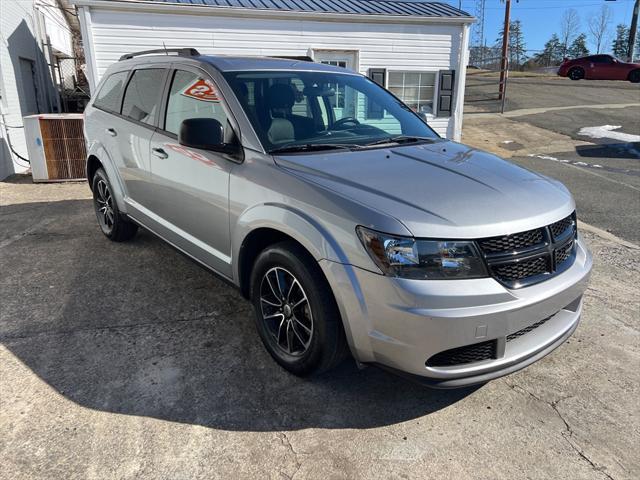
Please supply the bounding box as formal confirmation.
[426,340,497,367]
[39,117,87,180]
[507,316,552,342]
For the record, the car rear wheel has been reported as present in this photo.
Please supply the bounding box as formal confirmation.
[629,70,640,83]
[568,67,584,81]
[92,168,138,242]
[250,241,348,376]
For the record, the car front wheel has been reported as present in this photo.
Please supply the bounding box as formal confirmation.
[250,241,348,376]
[629,70,640,83]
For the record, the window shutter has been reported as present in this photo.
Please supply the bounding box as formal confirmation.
[436,70,455,117]
[367,68,386,119]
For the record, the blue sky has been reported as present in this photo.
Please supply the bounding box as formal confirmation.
[440,0,637,53]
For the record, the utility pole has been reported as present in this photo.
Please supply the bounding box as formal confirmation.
[498,0,511,100]
[628,0,639,62]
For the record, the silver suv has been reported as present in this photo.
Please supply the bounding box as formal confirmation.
[84,49,592,387]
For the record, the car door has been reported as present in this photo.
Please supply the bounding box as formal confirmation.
[117,65,170,208]
[146,65,237,277]
[587,55,616,80]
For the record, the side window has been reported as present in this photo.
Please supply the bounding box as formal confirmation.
[164,70,230,137]
[93,71,128,113]
[121,68,166,125]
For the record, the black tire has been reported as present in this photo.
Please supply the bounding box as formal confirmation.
[568,67,584,81]
[250,241,349,376]
[92,168,138,242]
[629,70,640,83]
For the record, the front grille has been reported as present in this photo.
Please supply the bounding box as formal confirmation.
[555,240,574,266]
[478,228,544,253]
[492,257,548,282]
[507,316,552,342]
[477,212,576,288]
[426,340,497,367]
[550,216,574,239]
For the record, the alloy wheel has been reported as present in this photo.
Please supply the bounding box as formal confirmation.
[95,179,115,232]
[259,267,313,356]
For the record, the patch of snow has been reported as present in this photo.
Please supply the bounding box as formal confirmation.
[578,125,640,143]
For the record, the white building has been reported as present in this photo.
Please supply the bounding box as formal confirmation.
[0,0,78,179]
[73,0,473,141]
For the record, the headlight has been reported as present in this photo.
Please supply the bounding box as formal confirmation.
[356,226,488,279]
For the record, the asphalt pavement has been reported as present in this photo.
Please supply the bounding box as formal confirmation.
[464,78,639,244]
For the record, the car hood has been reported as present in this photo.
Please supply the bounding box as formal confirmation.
[274,140,575,239]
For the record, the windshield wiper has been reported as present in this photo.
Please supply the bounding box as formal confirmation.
[363,135,437,147]
[269,143,359,154]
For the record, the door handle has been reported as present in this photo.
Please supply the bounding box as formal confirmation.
[152,147,169,159]
[106,128,117,137]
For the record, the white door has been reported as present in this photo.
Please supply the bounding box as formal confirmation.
[313,50,358,119]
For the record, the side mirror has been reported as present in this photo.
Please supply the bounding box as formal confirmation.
[179,118,238,155]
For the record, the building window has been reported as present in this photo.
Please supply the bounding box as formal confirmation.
[320,61,347,109]
[388,72,436,114]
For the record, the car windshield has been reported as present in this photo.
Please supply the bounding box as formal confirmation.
[223,70,439,153]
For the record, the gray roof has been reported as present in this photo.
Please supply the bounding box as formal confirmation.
[135,0,472,19]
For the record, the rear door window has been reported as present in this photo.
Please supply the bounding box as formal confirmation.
[121,68,166,125]
[93,71,128,113]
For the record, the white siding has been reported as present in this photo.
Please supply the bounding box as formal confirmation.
[86,9,464,138]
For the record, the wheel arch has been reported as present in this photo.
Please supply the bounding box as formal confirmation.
[234,203,349,299]
[85,143,128,213]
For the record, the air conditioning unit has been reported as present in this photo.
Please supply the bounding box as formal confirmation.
[23,114,87,182]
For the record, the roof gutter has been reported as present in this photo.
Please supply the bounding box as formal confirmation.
[70,0,476,25]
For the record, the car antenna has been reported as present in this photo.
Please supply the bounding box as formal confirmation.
[162,42,168,56]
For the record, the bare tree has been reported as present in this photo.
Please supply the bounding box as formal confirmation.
[588,5,613,54]
[560,9,580,57]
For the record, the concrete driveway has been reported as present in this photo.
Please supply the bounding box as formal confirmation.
[1,177,638,479]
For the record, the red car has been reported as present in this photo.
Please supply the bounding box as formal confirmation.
[558,54,640,83]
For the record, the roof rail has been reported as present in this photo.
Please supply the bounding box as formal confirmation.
[119,48,200,61]
[269,55,314,62]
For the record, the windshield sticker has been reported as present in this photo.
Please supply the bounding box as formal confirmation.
[181,78,220,102]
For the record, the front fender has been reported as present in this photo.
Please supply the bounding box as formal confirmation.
[232,202,369,358]
[232,202,348,278]
[86,141,128,213]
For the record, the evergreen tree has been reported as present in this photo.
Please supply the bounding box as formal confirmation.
[495,20,528,69]
[510,20,528,68]
[534,34,563,66]
[611,24,629,58]
[568,33,590,58]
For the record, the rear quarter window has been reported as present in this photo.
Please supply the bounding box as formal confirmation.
[93,71,128,113]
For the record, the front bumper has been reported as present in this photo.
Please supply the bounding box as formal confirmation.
[320,234,592,388]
